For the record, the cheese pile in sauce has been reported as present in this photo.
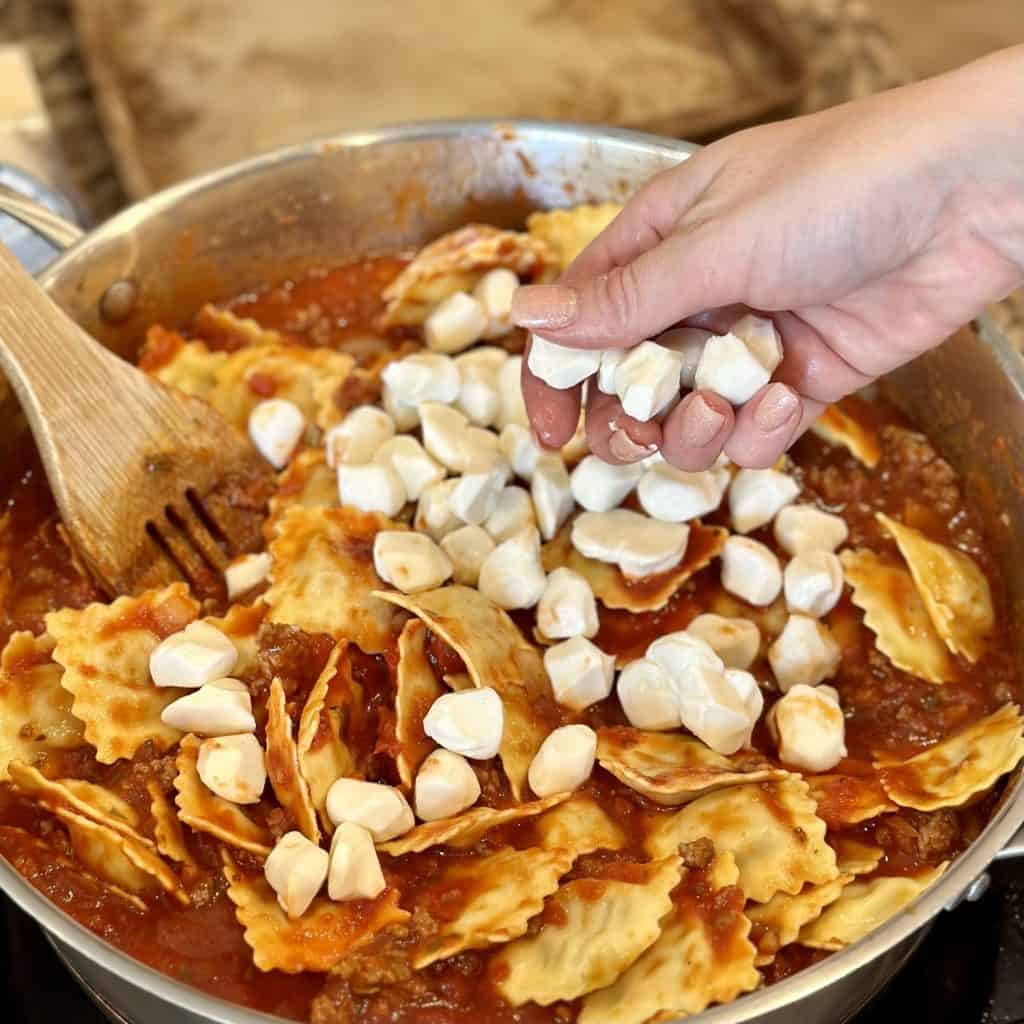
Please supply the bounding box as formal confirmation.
[0,205,1021,1024]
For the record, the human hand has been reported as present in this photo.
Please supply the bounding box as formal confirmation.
[515,47,1024,470]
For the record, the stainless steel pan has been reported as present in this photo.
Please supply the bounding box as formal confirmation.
[2,121,1023,1024]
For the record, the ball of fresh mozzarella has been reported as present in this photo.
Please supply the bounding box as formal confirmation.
[325,778,414,842]
[372,531,453,593]
[423,687,504,760]
[478,526,547,609]
[685,614,761,670]
[196,733,266,804]
[249,399,305,469]
[528,724,597,797]
[543,636,616,711]
[768,614,842,691]
[784,551,845,618]
[536,568,599,640]
[728,468,800,534]
[768,683,847,772]
[265,831,329,919]
[720,536,783,607]
[414,749,481,821]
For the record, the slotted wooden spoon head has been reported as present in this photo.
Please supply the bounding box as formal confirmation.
[0,242,273,596]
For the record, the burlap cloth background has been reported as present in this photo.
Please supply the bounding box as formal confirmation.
[1,0,1021,346]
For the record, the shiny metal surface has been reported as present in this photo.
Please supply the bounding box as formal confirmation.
[1,120,1024,1024]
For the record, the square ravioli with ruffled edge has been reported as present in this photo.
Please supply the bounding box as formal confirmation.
[1,217,1022,1024]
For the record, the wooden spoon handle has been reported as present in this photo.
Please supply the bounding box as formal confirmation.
[0,241,123,418]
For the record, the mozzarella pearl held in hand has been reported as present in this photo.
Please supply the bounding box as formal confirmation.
[774,505,849,556]
[571,509,689,579]
[484,485,536,542]
[720,536,783,607]
[423,291,488,354]
[528,724,597,797]
[224,551,272,600]
[656,326,711,388]
[248,398,305,469]
[478,526,547,610]
[527,334,603,390]
[784,550,845,618]
[638,462,730,523]
[768,684,847,773]
[414,749,481,821]
[686,614,761,670]
[596,349,625,394]
[570,455,643,513]
[613,341,686,421]
[150,621,238,688]
[373,531,453,594]
[328,823,387,901]
[337,461,406,517]
[728,468,800,534]
[196,733,266,804]
[531,454,575,541]
[473,269,519,339]
[694,317,782,406]
[265,831,329,919]
[324,406,396,468]
[440,525,495,586]
[616,658,682,731]
[374,436,445,502]
[423,687,504,759]
[543,636,616,711]
[731,314,783,373]
[161,678,256,735]
[325,778,414,842]
[769,614,842,691]
[536,568,599,640]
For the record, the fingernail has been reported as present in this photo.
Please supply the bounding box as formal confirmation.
[680,395,726,448]
[753,384,800,432]
[512,284,578,329]
[609,429,657,463]
[531,427,560,452]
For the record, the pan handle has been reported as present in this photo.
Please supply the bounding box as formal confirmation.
[0,191,84,251]
[994,823,1024,863]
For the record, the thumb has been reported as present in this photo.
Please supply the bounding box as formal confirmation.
[512,223,744,350]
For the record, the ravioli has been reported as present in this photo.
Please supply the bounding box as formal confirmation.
[147,779,194,866]
[832,837,884,877]
[810,400,881,468]
[8,762,146,843]
[747,875,852,965]
[266,506,406,654]
[534,794,628,856]
[192,304,286,349]
[45,583,199,763]
[841,549,954,684]
[807,773,897,830]
[596,727,788,806]
[413,846,574,968]
[646,778,837,903]
[578,853,760,1024]
[378,794,567,856]
[526,203,622,271]
[799,864,947,951]
[542,522,727,614]
[268,449,339,529]
[61,810,187,905]
[877,704,1024,811]
[266,677,320,843]
[493,855,682,1005]
[149,335,228,399]
[379,224,556,327]
[0,631,84,781]
[375,586,556,799]
[206,344,354,431]
[173,735,272,856]
[877,513,995,663]
[394,619,445,788]
[223,853,409,973]
[297,644,361,832]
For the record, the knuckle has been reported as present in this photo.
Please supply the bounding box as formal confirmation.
[592,263,642,337]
